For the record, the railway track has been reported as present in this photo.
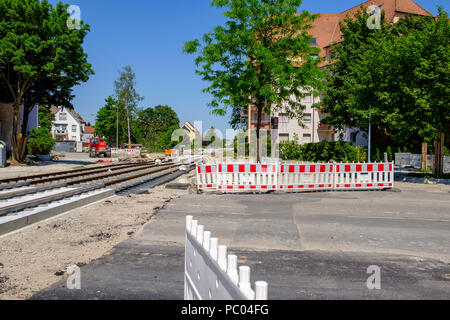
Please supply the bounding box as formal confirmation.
[0,158,199,236]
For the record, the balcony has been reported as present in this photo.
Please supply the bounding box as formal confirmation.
[318,123,333,132]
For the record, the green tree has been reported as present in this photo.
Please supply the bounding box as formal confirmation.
[114,66,144,149]
[184,0,324,162]
[136,105,180,148]
[322,7,449,155]
[95,96,119,146]
[27,127,55,155]
[0,0,93,162]
[38,105,54,132]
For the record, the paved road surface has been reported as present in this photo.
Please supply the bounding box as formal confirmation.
[33,183,450,300]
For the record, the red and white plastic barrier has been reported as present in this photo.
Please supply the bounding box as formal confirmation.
[279,164,335,191]
[111,148,141,157]
[216,164,278,191]
[197,162,394,193]
[334,163,393,190]
[197,164,218,191]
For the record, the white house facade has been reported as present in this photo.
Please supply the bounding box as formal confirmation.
[51,107,83,142]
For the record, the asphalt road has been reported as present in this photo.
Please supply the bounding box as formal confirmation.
[33,183,450,300]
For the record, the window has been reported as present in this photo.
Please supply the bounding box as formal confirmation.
[279,134,290,142]
[71,136,77,141]
[279,113,289,124]
[303,94,312,103]
[351,132,358,144]
[303,133,311,142]
[72,125,77,132]
[59,113,67,121]
[303,113,311,123]
[310,38,318,46]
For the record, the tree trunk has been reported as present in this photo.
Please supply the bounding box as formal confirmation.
[421,142,427,171]
[434,133,445,176]
[11,100,22,163]
[256,106,262,163]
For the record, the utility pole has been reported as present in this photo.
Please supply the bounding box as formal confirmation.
[368,109,372,163]
[115,105,119,149]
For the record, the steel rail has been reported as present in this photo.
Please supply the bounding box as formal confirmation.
[0,163,182,217]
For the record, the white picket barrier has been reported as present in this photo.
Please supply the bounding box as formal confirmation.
[184,216,268,300]
[197,162,394,192]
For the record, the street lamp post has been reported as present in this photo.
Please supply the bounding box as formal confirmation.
[368,108,372,163]
[115,105,119,149]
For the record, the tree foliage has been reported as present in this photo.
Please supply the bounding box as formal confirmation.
[0,0,93,161]
[27,127,55,155]
[95,96,118,146]
[184,0,324,161]
[322,6,450,148]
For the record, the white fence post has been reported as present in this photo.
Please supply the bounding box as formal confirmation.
[185,216,269,300]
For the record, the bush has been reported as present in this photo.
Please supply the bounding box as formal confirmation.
[280,141,367,163]
[27,128,55,155]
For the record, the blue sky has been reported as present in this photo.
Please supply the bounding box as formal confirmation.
[47,0,446,135]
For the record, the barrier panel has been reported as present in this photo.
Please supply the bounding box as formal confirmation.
[197,162,394,193]
[279,163,335,191]
[185,216,268,300]
[111,148,141,157]
[216,163,278,191]
[334,162,394,190]
[197,164,218,191]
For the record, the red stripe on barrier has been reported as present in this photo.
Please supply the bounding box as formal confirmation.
[356,184,362,187]
[309,185,314,189]
[227,165,234,173]
[206,166,211,173]
[250,186,256,189]
[227,186,233,189]
[262,186,268,189]
[273,186,276,189]
[345,165,351,173]
[199,185,202,188]
[389,164,393,171]
[356,165,362,172]
[389,183,393,187]
[378,183,384,187]
[320,165,326,173]
[289,166,295,173]
[218,186,222,189]
[300,166,305,173]
[273,165,276,172]
[198,167,201,173]
[207,184,213,188]
[251,165,256,173]
[299,185,304,189]
[378,164,384,172]
[319,185,324,188]
[345,184,351,188]
[310,166,316,173]
[367,184,373,187]
[367,164,373,172]
[279,186,283,189]
[262,165,268,173]
[239,165,245,173]
[218,165,222,173]
[239,186,245,189]
[288,186,294,189]
[281,166,284,173]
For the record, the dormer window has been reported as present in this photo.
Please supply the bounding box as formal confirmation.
[59,113,67,121]
[310,38,318,46]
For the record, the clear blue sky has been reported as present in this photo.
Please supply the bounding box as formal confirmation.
[48,0,446,135]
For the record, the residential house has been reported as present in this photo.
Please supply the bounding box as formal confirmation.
[50,106,85,142]
[247,0,432,147]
